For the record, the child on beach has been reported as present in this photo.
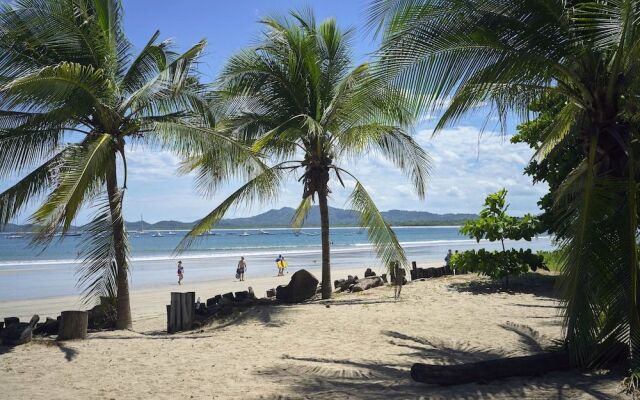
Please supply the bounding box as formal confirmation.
[177,261,184,285]
[237,257,247,281]
[391,261,405,300]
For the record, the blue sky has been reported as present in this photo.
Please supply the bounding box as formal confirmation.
[2,1,547,224]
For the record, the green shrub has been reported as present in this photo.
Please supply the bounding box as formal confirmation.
[451,249,546,284]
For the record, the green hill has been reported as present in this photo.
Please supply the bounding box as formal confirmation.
[3,206,477,232]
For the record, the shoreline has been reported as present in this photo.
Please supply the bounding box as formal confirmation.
[0,261,442,330]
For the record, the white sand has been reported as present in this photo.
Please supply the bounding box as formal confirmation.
[0,268,623,399]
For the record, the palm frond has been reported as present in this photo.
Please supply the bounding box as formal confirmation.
[176,164,286,252]
[291,195,313,229]
[30,133,114,239]
[0,149,67,226]
[1,62,106,110]
[75,191,126,304]
[348,178,408,268]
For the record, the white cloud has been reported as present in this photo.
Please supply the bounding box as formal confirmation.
[1,123,548,224]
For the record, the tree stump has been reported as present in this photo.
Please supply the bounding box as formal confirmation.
[57,311,88,340]
[167,292,195,333]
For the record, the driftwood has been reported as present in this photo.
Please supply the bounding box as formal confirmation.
[1,315,39,346]
[58,311,88,340]
[411,351,572,385]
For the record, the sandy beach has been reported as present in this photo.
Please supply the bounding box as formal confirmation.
[0,266,624,399]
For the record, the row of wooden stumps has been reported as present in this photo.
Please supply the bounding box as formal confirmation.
[410,261,463,281]
[166,292,195,333]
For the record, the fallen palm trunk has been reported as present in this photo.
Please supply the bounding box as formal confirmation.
[411,351,572,385]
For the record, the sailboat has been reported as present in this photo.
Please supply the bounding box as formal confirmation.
[152,231,164,238]
[259,229,271,235]
[240,231,250,237]
[166,223,177,235]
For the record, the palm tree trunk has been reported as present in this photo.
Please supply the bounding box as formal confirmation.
[106,162,132,330]
[318,189,331,299]
[625,139,640,369]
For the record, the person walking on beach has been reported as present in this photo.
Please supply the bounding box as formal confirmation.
[237,256,247,281]
[444,249,453,267]
[275,254,286,276]
[177,261,184,285]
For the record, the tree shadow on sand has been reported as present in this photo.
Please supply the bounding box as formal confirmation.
[26,338,79,362]
[252,325,621,400]
[449,272,559,298]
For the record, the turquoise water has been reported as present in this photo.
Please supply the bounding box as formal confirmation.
[0,227,554,301]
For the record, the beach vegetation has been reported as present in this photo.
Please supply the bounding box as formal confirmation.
[370,0,640,386]
[453,189,543,286]
[178,10,430,299]
[0,0,252,329]
[511,94,582,239]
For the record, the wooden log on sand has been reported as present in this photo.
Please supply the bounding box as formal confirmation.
[411,351,572,385]
[57,311,88,340]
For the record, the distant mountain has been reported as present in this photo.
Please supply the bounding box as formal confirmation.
[3,206,477,232]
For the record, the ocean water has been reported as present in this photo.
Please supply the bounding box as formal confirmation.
[0,226,554,301]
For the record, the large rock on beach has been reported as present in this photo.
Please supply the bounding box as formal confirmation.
[364,268,376,277]
[87,297,117,330]
[34,317,59,336]
[234,291,249,301]
[276,269,319,303]
[351,276,384,293]
[337,275,359,292]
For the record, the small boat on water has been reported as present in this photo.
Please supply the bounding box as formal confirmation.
[152,231,164,237]
[6,234,23,239]
[259,229,271,235]
[240,231,250,237]
[167,231,176,236]
[62,232,82,237]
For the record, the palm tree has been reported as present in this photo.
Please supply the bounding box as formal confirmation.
[369,0,640,383]
[0,0,248,329]
[179,10,430,299]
